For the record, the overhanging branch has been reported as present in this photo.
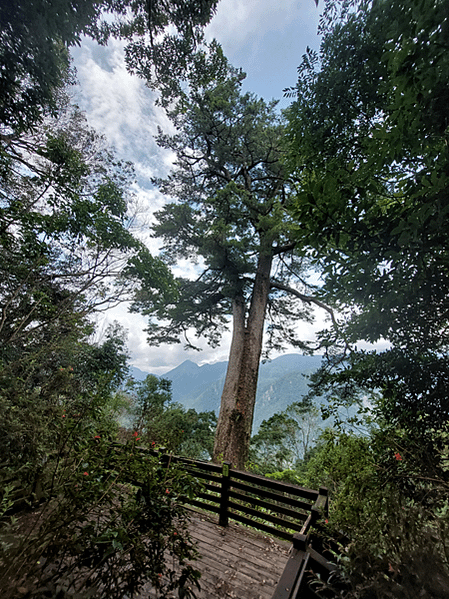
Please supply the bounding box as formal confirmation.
[270,280,337,328]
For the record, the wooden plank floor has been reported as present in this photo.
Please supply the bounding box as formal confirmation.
[140,510,291,599]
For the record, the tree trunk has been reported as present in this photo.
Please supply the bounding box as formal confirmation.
[213,250,273,469]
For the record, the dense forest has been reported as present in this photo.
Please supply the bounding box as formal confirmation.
[1,0,448,597]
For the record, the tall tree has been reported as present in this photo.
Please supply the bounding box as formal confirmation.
[286,0,449,440]
[132,70,331,468]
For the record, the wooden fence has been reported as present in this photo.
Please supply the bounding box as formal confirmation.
[148,449,338,599]
[147,449,338,599]
[152,449,329,542]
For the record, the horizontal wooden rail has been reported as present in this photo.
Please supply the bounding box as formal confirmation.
[228,490,309,522]
[230,479,315,511]
[137,448,328,543]
[231,469,320,501]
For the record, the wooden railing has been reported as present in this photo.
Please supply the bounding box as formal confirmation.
[149,449,336,599]
[3,445,335,598]
[271,532,338,599]
[152,449,329,542]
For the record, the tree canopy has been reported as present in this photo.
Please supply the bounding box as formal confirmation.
[1,99,174,360]
[0,0,220,132]
[286,0,449,438]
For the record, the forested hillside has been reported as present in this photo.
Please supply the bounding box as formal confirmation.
[131,354,323,430]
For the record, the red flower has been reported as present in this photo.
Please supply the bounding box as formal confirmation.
[83,472,89,476]
[94,435,101,439]
[165,489,170,494]
[394,452,403,461]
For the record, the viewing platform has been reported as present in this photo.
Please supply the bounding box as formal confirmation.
[142,510,291,598]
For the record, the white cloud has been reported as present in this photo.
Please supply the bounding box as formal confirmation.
[72,38,174,172]
[207,0,317,48]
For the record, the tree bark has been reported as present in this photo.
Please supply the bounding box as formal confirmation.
[213,248,273,469]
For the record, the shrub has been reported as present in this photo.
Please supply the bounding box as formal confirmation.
[0,438,201,598]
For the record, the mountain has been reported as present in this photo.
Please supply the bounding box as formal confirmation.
[129,365,152,382]
[253,355,323,429]
[131,354,323,431]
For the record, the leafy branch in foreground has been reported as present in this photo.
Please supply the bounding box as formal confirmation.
[1,438,201,599]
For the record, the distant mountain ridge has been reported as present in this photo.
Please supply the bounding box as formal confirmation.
[129,354,323,431]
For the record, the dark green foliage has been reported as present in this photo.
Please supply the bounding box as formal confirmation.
[284,1,449,593]
[0,323,128,485]
[0,317,201,598]
[0,0,100,131]
[129,375,217,459]
[1,437,201,598]
[286,0,449,437]
[302,427,449,599]
[0,0,220,132]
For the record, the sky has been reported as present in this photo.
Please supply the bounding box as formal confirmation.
[71,0,326,374]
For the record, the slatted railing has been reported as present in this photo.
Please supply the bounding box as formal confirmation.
[4,444,334,598]
[148,449,335,599]
[148,449,329,542]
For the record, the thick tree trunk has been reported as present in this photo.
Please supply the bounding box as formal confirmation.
[213,250,273,469]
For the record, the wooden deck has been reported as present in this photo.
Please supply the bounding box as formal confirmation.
[140,509,291,599]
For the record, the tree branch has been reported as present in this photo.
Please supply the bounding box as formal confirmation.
[270,280,337,327]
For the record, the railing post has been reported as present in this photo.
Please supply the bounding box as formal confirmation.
[311,486,329,525]
[158,447,169,469]
[219,461,231,527]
